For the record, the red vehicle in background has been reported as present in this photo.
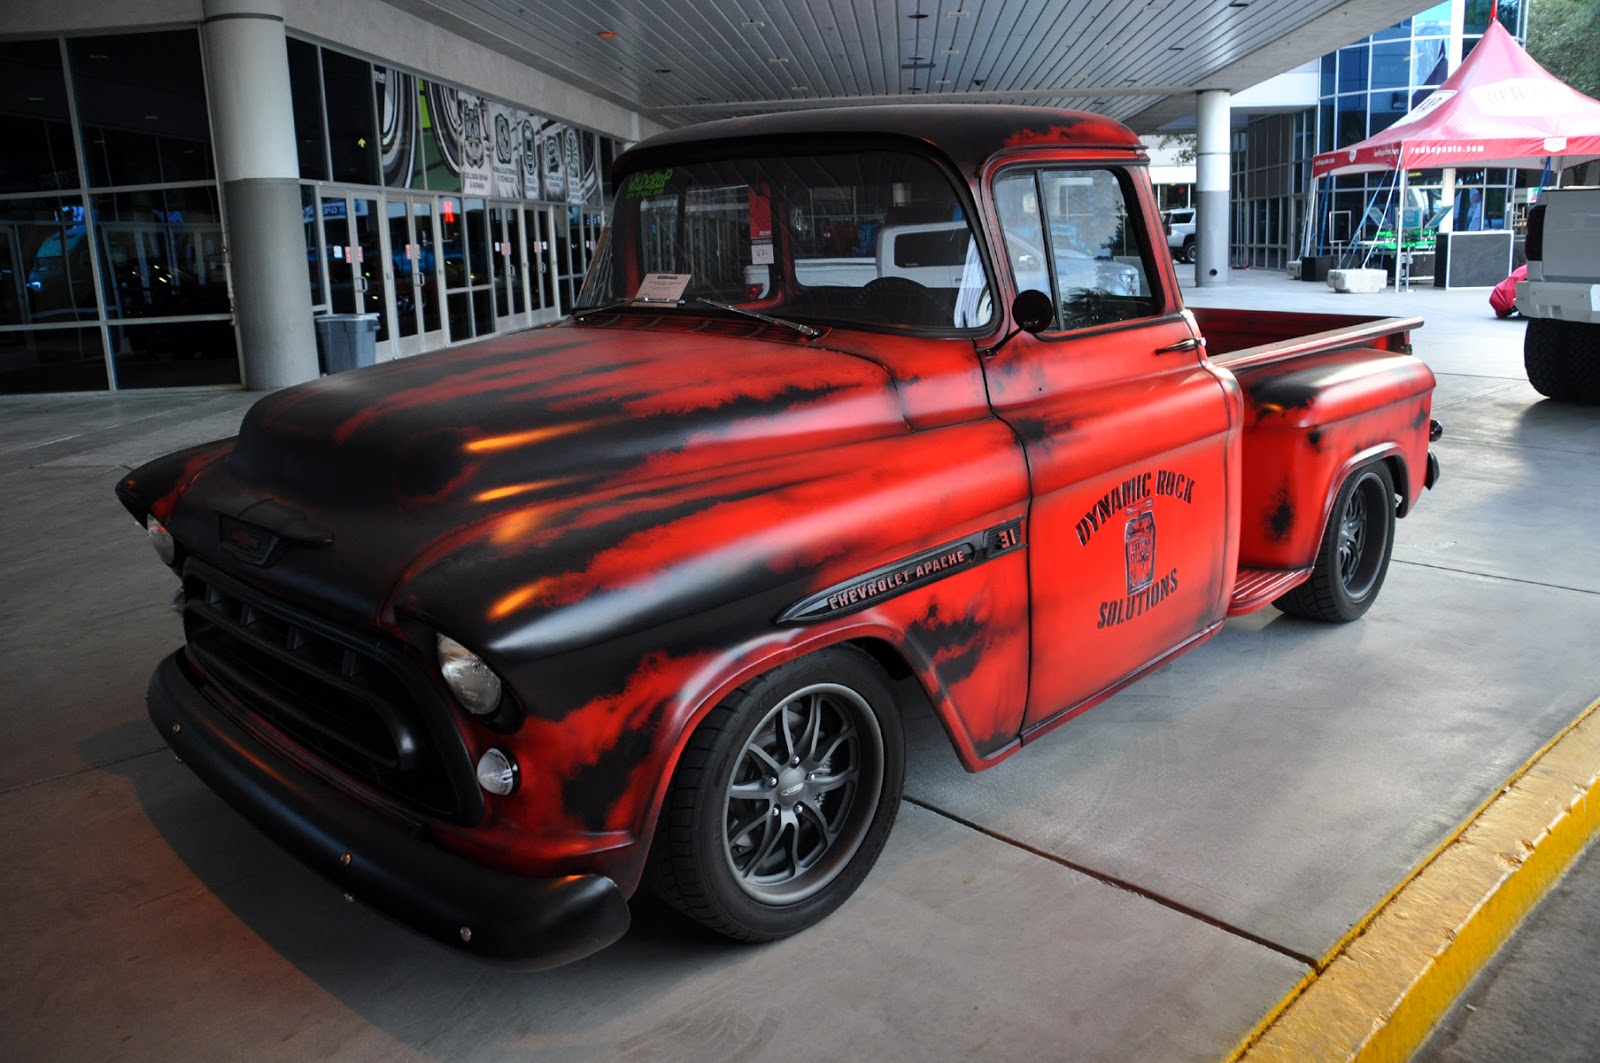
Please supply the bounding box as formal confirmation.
[118,106,1442,968]
[1491,264,1527,318]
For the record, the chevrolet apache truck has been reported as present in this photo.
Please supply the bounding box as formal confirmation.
[119,106,1442,968]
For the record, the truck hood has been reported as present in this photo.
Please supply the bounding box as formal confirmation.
[173,321,910,625]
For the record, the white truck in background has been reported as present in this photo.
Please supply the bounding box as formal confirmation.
[1162,207,1197,264]
[1517,188,1600,403]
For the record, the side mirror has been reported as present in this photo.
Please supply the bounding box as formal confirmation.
[1012,289,1054,333]
[978,289,1056,357]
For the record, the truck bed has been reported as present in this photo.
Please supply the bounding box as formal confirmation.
[1191,306,1435,612]
[1193,306,1421,365]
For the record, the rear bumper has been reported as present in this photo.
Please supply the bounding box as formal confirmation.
[1515,280,1600,324]
[147,651,631,968]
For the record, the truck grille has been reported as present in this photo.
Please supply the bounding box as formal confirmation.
[180,560,478,823]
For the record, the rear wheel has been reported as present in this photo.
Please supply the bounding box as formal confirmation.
[1274,462,1396,622]
[1524,318,1576,400]
[1181,237,1198,264]
[651,646,905,941]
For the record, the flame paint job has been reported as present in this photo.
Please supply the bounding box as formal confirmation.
[120,105,1439,956]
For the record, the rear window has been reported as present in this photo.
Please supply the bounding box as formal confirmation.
[892,228,971,268]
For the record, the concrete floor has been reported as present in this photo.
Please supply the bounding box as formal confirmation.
[2,269,1596,1062]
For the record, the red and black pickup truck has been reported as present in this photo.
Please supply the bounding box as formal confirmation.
[118,106,1442,968]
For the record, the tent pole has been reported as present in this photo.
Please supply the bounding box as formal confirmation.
[1396,164,1410,292]
[1303,178,1319,261]
[1440,167,1457,232]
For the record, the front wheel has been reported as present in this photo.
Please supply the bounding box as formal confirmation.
[1181,237,1198,264]
[650,646,905,941]
[1274,462,1396,622]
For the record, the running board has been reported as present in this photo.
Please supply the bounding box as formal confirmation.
[1229,567,1312,615]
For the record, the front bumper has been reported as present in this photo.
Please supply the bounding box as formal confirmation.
[147,651,631,967]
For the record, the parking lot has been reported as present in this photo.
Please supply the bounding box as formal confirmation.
[2,268,1596,1062]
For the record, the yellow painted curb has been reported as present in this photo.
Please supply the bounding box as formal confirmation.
[1228,696,1600,1063]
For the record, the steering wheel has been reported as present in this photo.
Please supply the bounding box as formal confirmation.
[862,276,945,326]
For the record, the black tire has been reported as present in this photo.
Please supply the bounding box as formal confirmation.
[1524,317,1577,400]
[1570,323,1600,403]
[1181,237,1198,265]
[650,646,905,941]
[1274,462,1396,622]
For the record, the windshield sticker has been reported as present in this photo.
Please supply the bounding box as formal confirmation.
[625,169,674,198]
[748,187,773,241]
[634,273,691,303]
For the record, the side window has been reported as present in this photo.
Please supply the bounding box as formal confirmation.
[997,167,1159,332]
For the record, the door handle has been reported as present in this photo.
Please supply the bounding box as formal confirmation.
[1156,337,1203,354]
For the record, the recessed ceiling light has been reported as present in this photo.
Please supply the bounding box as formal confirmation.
[944,48,960,55]
[909,11,928,18]
[744,18,765,28]
[1169,44,1185,50]
[790,85,808,91]
[26,95,44,102]
[655,68,671,73]
[947,10,968,16]
[144,114,159,120]
[596,30,617,38]
[767,56,789,64]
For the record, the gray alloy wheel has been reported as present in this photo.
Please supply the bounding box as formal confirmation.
[720,681,884,904]
[1274,462,1396,623]
[650,646,905,941]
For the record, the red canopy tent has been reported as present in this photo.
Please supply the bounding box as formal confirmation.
[1307,20,1600,284]
[1313,20,1600,178]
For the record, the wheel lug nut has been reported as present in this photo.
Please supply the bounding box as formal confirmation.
[791,757,800,766]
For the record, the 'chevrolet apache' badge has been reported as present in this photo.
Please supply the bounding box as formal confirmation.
[777,519,1024,624]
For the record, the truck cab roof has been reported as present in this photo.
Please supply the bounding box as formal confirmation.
[618,105,1147,179]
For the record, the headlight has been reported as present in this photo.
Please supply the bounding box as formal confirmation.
[476,748,519,796]
[147,515,176,565]
[437,634,503,715]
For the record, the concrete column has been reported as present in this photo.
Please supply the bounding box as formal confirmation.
[1195,89,1231,287]
[203,0,318,389]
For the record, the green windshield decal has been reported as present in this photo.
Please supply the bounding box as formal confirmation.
[625,169,674,198]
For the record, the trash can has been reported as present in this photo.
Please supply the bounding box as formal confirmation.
[314,313,380,374]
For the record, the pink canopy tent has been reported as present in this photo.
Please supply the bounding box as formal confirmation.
[1313,20,1600,178]
[1306,20,1600,283]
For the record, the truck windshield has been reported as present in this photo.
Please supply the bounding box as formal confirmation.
[578,149,994,332]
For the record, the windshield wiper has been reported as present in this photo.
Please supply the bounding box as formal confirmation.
[572,296,683,319]
[695,298,821,339]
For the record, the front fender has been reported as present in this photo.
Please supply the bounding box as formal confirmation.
[402,420,1032,892]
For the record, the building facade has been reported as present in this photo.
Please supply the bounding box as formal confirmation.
[1229,0,1531,270]
[1,1,650,395]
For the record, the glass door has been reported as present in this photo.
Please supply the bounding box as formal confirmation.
[385,195,443,357]
[317,191,392,361]
[531,206,560,322]
[439,195,496,343]
[490,202,527,332]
